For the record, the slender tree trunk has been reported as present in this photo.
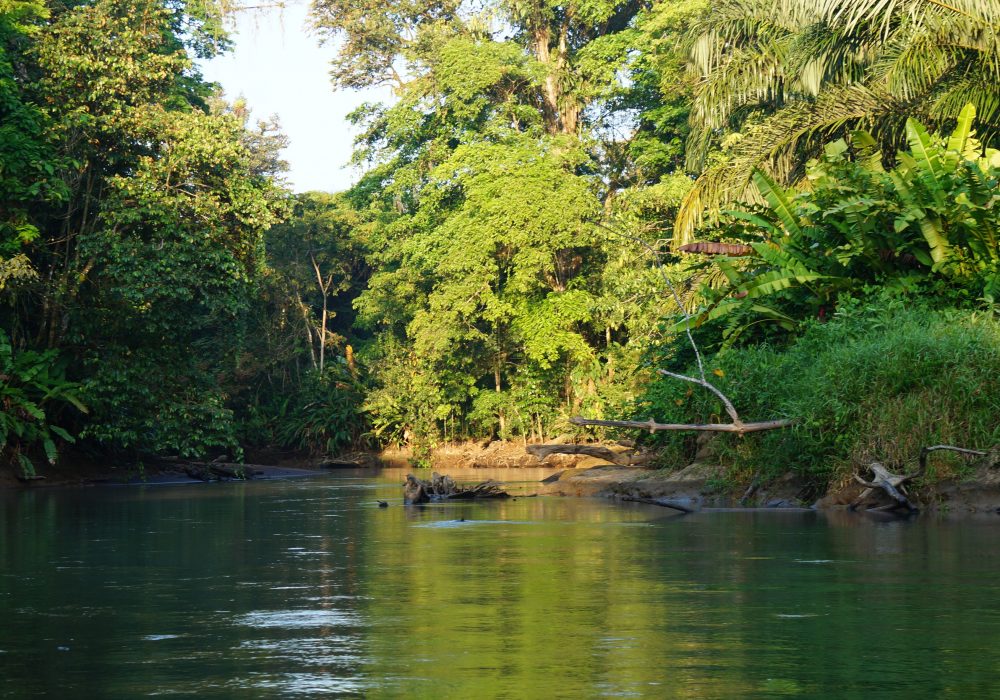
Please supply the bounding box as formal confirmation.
[319,298,328,372]
[494,361,506,437]
[310,253,333,373]
[295,291,317,369]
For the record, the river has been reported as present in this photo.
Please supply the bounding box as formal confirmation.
[2,470,1000,697]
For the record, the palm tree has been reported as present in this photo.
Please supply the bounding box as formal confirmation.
[674,0,1000,244]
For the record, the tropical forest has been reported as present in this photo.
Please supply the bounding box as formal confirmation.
[3,0,1000,695]
[3,0,998,489]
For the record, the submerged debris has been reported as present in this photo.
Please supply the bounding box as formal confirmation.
[404,472,509,504]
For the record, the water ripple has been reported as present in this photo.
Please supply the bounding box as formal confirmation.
[235,609,362,629]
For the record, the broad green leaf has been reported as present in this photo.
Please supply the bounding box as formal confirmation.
[752,170,802,237]
[42,435,57,464]
[724,209,781,236]
[904,117,945,205]
[18,454,35,478]
[946,103,976,157]
[49,425,75,443]
[918,216,951,265]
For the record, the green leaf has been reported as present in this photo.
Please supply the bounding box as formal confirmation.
[49,425,75,443]
[17,454,35,478]
[42,435,57,464]
[946,103,976,156]
[904,116,944,196]
[723,209,781,236]
[918,216,951,265]
[751,170,802,238]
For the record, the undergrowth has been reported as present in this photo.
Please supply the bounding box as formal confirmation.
[635,297,1000,490]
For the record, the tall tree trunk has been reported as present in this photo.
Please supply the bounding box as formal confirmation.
[532,26,561,134]
[554,21,578,134]
[494,362,506,437]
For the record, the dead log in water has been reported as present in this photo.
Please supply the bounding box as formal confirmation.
[179,462,265,481]
[619,495,698,514]
[404,472,510,504]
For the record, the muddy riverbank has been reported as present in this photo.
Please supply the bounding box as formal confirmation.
[6,438,1000,515]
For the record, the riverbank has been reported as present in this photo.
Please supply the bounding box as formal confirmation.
[538,458,1000,514]
[6,437,1000,514]
[377,439,1000,514]
[0,447,366,489]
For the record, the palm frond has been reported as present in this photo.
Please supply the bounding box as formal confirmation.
[675,84,898,245]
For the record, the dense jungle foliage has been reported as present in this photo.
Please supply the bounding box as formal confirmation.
[1,0,998,483]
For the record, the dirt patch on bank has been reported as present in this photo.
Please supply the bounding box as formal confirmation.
[378,440,591,470]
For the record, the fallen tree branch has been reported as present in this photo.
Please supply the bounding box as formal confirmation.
[658,370,743,425]
[918,444,988,475]
[850,444,997,514]
[619,495,698,513]
[584,223,796,437]
[739,475,761,506]
[179,462,264,481]
[570,416,794,434]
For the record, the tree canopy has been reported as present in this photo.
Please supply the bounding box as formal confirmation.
[1,0,998,476]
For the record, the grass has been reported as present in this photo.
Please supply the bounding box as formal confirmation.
[636,298,1000,491]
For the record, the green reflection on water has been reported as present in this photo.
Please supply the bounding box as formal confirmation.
[2,475,1000,698]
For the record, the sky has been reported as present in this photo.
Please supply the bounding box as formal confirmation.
[199,3,393,193]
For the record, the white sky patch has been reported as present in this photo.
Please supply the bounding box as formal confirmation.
[200,2,394,193]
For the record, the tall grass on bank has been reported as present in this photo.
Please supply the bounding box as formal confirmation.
[637,298,1000,489]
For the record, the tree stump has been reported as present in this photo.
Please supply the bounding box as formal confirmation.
[403,472,509,504]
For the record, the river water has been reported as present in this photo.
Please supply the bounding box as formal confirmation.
[3,470,1000,698]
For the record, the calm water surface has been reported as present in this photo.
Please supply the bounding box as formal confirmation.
[3,471,1000,698]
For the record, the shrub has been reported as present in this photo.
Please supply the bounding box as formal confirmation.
[635,299,1000,489]
[0,331,86,476]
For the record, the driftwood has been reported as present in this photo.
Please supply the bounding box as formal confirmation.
[850,443,996,513]
[404,472,510,504]
[157,455,257,479]
[619,495,698,513]
[154,457,267,481]
[851,462,919,513]
[526,443,637,465]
